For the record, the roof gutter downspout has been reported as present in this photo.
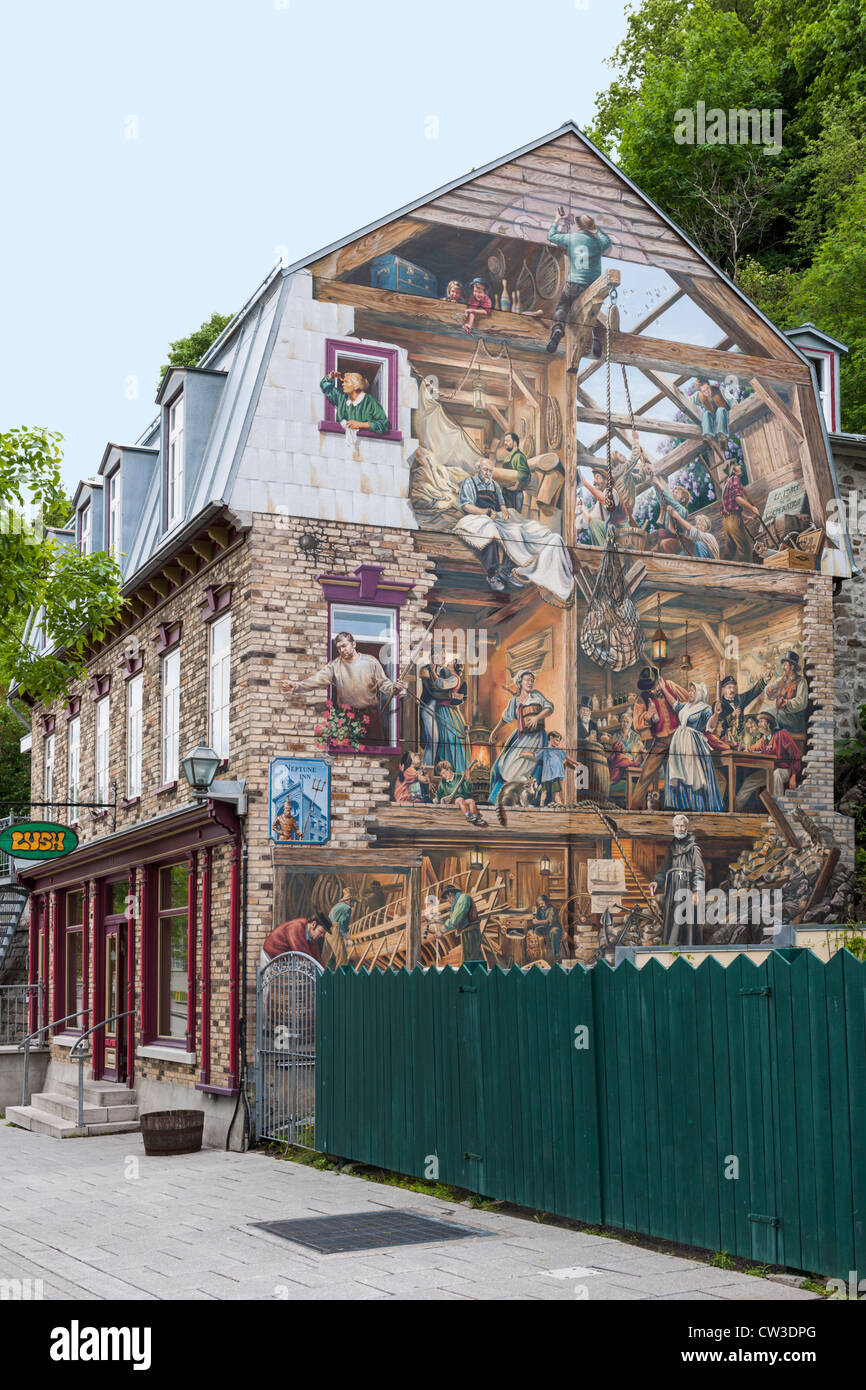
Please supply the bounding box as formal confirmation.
[6,691,31,732]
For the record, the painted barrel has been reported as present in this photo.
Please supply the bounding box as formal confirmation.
[502,928,527,966]
[583,739,611,800]
[616,526,650,553]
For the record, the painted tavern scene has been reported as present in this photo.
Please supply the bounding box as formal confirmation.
[9,124,858,1152]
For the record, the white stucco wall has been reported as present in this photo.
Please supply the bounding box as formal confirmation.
[232,270,419,528]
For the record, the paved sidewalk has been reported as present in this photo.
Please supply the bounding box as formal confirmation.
[0,1124,819,1301]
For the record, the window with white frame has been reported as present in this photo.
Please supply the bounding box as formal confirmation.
[126,673,143,799]
[161,648,180,785]
[108,469,122,564]
[208,613,231,760]
[78,502,92,556]
[67,717,80,819]
[95,696,110,803]
[166,395,185,530]
[43,734,55,812]
[328,602,399,749]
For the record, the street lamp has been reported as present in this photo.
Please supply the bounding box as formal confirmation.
[181,743,247,815]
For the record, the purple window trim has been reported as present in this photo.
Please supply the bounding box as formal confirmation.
[66,697,81,720]
[319,574,407,759]
[155,621,182,654]
[156,781,179,796]
[120,796,141,810]
[199,583,233,621]
[318,339,403,443]
[41,713,56,736]
[90,674,111,701]
[195,1082,239,1097]
[317,563,415,608]
[123,652,144,679]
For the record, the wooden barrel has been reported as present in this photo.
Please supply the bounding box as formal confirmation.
[140,1110,204,1156]
[502,928,527,966]
[583,739,611,800]
[617,525,650,553]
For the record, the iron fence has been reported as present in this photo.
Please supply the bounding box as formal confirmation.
[0,982,44,1046]
[256,951,323,1148]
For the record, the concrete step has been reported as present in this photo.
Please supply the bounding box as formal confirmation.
[54,1080,137,1106]
[5,1104,80,1138]
[82,1120,141,1136]
[6,1104,141,1139]
[30,1092,139,1125]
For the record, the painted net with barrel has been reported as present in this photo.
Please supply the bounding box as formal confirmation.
[580,528,645,671]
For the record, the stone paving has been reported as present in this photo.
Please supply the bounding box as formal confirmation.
[0,1124,820,1301]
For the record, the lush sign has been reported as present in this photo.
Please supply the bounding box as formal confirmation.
[0,821,78,860]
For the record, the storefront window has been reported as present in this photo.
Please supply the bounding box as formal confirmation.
[65,888,84,1028]
[157,864,188,1040]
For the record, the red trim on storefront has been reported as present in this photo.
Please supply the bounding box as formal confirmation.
[199,846,212,1086]
[51,891,63,1028]
[92,879,106,1079]
[82,882,90,1032]
[186,851,198,1053]
[228,834,240,1090]
[127,867,136,1087]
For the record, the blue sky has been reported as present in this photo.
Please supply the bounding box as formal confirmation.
[0,0,631,492]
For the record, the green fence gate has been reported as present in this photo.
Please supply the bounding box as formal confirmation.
[316,950,865,1280]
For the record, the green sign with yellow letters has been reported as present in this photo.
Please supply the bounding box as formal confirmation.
[0,821,78,860]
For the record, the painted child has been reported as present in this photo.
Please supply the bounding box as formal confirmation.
[434,759,487,826]
[463,278,492,334]
[394,750,431,804]
[538,731,578,806]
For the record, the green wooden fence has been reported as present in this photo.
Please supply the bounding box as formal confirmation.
[316,950,866,1279]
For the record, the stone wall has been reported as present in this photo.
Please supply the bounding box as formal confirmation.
[831,437,866,742]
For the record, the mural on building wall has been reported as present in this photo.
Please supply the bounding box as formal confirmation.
[275,128,850,964]
[269,758,331,845]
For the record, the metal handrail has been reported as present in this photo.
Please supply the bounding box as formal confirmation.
[18,1009,88,1108]
[69,1011,134,1128]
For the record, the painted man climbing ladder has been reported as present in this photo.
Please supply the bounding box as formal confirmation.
[546,210,612,354]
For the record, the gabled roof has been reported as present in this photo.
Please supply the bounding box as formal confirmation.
[786,323,849,354]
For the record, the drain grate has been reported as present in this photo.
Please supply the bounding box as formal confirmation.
[252,1209,491,1254]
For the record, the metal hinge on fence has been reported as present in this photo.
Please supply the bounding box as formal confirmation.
[458,986,477,994]
[748,1213,780,1227]
[739,987,771,996]
[464,1152,482,1161]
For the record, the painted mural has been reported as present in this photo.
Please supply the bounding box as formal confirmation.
[271,129,848,967]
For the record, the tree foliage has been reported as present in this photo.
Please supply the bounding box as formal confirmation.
[158,311,233,387]
[0,428,124,705]
[588,0,866,429]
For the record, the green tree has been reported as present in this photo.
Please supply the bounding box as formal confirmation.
[158,311,233,387]
[0,428,124,705]
[0,702,31,812]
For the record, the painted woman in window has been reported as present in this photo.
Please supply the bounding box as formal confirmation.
[487,670,554,803]
[320,370,389,433]
[418,656,469,774]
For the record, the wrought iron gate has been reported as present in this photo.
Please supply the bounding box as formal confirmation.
[255,951,322,1147]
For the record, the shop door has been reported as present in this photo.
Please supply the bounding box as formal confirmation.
[101,924,128,1083]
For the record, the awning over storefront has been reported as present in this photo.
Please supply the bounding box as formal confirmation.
[19,798,240,893]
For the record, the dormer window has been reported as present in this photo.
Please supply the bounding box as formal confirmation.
[166,393,185,529]
[78,501,92,556]
[107,468,122,564]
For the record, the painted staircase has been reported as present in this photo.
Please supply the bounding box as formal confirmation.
[6,1078,140,1138]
